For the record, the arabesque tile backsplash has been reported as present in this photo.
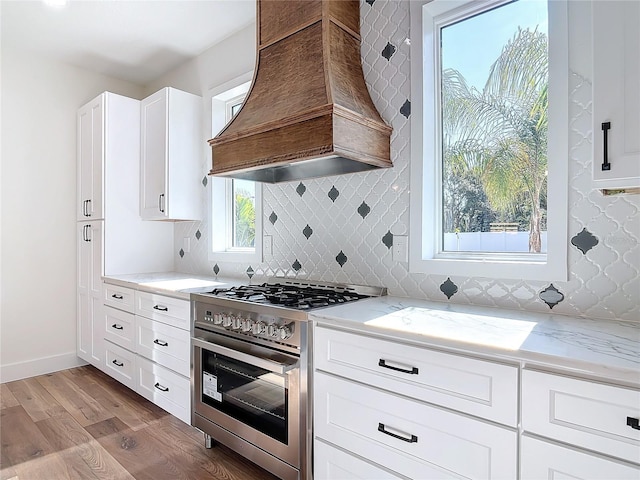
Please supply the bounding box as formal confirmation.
[175,0,639,322]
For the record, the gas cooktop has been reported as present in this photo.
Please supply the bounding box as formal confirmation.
[200,280,387,311]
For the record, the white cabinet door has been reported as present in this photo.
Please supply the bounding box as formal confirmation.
[77,221,104,368]
[140,89,168,220]
[521,436,640,480]
[140,87,202,221]
[315,440,404,480]
[77,95,104,221]
[592,1,640,189]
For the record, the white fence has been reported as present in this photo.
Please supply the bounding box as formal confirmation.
[444,232,548,252]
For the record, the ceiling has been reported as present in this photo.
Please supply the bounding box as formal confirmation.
[1,0,256,85]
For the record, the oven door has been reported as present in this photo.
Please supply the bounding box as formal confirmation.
[192,332,300,468]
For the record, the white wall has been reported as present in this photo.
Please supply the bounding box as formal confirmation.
[0,45,144,381]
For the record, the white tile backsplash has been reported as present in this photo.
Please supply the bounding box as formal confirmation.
[174,0,639,323]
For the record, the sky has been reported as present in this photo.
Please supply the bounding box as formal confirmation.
[441,0,548,90]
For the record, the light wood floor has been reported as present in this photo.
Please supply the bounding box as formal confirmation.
[0,365,278,480]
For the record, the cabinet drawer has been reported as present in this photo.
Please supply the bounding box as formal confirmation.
[135,291,189,330]
[136,356,190,424]
[104,284,135,313]
[104,341,136,390]
[521,435,640,479]
[315,372,517,480]
[104,306,135,351]
[522,369,640,465]
[315,326,518,426]
[136,316,190,377]
[315,439,403,480]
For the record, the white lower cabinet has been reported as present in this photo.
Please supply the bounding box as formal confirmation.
[136,355,190,423]
[521,435,640,480]
[315,440,404,480]
[314,325,518,480]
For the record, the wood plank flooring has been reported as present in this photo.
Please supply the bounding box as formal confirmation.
[0,366,278,480]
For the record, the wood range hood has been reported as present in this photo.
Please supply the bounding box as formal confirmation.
[208,0,392,183]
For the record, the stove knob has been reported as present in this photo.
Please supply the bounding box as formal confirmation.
[252,321,266,335]
[278,324,293,340]
[222,315,233,328]
[232,316,243,330]
[242,319,254,332]
[267,324,279,338]
[213,313,223,325]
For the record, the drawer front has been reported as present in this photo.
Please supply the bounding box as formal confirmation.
[104,341,136,390]
[104,284,135,313]
[521,435,640,479]
[136,316,190,377]
[315,326,518,426]
[315,439,403,480]
[522,369,640,465]
[315,372,517,480]
[104,306,135,351]
[135,291,189,330]
[136,356,190,424]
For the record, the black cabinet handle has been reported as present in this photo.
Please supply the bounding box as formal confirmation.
[378,359,419,375]
[378,423,418,443]
[153,339,169,347]
[154,382,169,392]
[153,305,168,312]
[601,122,611,171]
[111,294,123,300]
[111,324,124,330]
[627,417,640,430]
[159,193,165,213]
[86,199,92,217]
[82,225,91,242]
[112,359,124,367]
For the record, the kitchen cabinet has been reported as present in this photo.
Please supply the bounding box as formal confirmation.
[76,92,174,373]
[140,87,202,221]
[314,325,518,479]
[592,0,640,190]
[521,369,640,471]
[77,220,104,368]
[134,291,191,423]
[77,96,104,220]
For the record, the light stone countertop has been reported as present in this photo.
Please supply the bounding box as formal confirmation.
[103,272,246,300]
[310,296,640,387]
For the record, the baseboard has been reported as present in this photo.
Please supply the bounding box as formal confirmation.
[0,352,88,383]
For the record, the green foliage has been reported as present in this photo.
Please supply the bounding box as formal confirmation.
[234,189,255,248]
[442,28,549,251]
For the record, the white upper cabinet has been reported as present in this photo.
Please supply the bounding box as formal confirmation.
[140,87,202,221]
[77,96,104,220]
[592,0,640,190]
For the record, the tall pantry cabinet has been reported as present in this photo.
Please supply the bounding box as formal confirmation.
[76,92,174,372]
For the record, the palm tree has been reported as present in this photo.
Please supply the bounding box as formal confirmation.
[442,28,548,252]
[234,190,255,247]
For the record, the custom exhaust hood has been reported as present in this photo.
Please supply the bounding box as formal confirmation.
[208,0,392,183]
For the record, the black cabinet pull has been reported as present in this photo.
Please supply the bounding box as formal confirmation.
[627,417,640,430]
[111,324,124,330]
[378,423,418,443]
[86,199,92,217]
[112,359,124,367]
[378,359,419,375]
[111,294,123,300]
[601,122,611,171]
[153,339,169,347]
[159,193,165,213]
[153,305,168,312]
[154,382,169,392]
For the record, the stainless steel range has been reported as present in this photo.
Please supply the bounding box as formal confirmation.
[190,279,386,480]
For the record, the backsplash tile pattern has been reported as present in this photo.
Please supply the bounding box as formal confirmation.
[175,0,639,323]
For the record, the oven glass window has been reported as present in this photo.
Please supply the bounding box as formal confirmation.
[201,350,288,444]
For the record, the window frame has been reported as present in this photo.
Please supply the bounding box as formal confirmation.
[208,72,263,263]
[409,0,568,281]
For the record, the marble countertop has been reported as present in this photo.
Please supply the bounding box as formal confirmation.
[310,296,640,387]
[103,272,245,300]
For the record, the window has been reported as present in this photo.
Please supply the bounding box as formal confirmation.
[409,0,568,281]
[209,73,263,262]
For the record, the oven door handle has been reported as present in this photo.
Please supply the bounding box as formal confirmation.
[193,337,298,375]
